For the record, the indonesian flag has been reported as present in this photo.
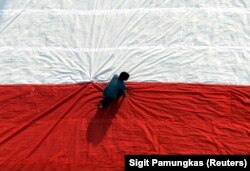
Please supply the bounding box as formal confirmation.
[0,0,249,170]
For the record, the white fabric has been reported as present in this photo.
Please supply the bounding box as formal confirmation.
[0,0,250,84]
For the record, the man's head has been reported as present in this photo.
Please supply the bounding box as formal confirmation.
[119,72,130,81]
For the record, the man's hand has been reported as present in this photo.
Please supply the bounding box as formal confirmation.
[124,90,129,98]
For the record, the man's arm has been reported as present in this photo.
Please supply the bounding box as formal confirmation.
[124,90,129,98]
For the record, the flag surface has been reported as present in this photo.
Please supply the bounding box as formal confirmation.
[0,0,250,170]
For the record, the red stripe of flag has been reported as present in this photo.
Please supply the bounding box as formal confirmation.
[0,83,249,170]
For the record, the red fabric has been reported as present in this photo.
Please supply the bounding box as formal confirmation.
[0,83,249,170]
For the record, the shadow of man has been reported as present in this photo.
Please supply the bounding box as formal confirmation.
[86,97,124,145]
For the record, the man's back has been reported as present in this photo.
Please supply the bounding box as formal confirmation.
[99,72,129,109]
[104,74,125,99]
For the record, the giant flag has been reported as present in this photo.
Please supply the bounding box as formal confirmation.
[0,0,250,170]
